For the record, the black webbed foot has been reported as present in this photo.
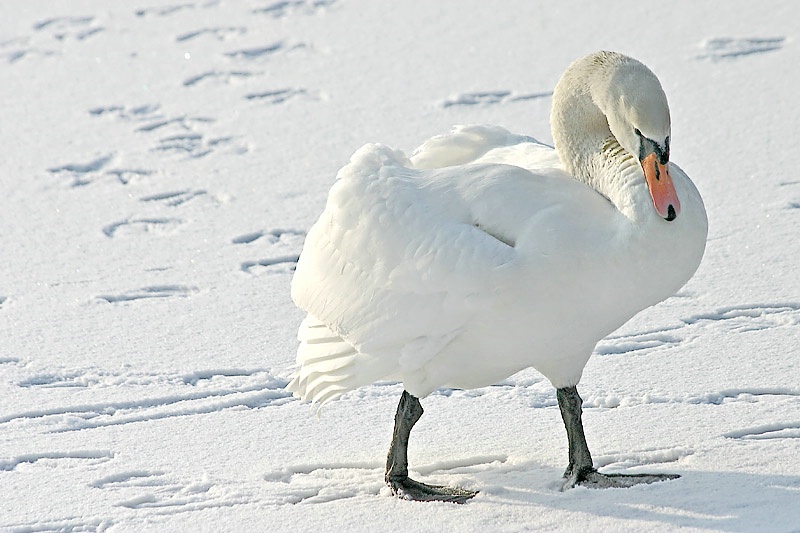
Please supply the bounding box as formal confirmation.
[562,467,679,491]
[385,392,478,504]
[557,386,680,491]
[388,476,477,503]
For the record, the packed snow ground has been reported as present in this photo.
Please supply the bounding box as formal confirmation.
[1,1,799,531]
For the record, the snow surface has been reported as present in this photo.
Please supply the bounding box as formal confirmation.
[1,1,799,531]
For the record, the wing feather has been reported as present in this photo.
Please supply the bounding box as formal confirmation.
[291,143,519,400]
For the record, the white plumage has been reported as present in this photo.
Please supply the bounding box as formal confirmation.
[287,51,707,411]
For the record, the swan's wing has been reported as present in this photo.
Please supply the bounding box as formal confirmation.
[291,143,518,399]
[410,124,543,169]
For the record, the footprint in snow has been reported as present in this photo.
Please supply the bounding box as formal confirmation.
[262,462,397,504]
[240,256,299,274]
[151,133,247,159]
[140,189,207,207]
[5,518,113,531]
[232,228,305,245]
[697,37,785,61]
[712,388,800,443]
[176,26,247,42]
[48,154,116,187]
[95,285,197,303]
[89,103,215,135]
[135,4,197,18]
[182,70,259,87]
[441,90,552,108]
[102,218,184,238]
[594,331,682,356]
[1,371,293,431]
[18,369,103,388]
[224,42,289,60]
[89,103,214,134]
[13,364,273,391]
[2,15,102,64]
[105,168,154,185]
[0,37,55,64]
[725,421,800,441]
[33,15,104,42]
[593,447,694,470]
[253,0,337,18]
[245,88,308,105]
[138,117,215,135]
[48,154,114,175]
[90,469,251,513]
[89,103,163,121]
[0,450,114,472]
[595,302,800,357]
[682,302,800,331]
[181,368,270,386]
[48,151,155,187]
[262,455,505,504]
[235,229,305,274]
[183,43,306,85]
[778,180,800,210]
[88,103,244,159]
[231,232,267,245]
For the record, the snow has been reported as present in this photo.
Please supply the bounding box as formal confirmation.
[1,0,798,531]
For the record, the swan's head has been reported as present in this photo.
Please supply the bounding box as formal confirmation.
[599,54,680,221]
[553,51,682,222]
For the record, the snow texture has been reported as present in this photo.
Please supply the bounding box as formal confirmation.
[1,0,798,531]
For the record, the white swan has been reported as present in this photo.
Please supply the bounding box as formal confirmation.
[288,51,708,501]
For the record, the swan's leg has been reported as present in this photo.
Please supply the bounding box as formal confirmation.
[385,390,477,503]
[557,385,595,486]
[557,385,680,490]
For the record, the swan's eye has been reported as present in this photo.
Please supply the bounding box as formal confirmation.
[634,128,642,137]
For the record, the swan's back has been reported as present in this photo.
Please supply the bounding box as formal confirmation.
[410,125,551,169]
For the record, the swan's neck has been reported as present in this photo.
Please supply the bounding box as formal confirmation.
[551,80,648,222]
[593,136,648,219]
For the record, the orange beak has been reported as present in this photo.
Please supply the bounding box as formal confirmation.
[642,152,680,221]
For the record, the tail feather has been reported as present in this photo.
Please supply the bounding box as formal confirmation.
[314,385,351,407]
[297,365,354,398]
[287,314,398,409]
[296,349,356,373]
[287,315,363,407]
